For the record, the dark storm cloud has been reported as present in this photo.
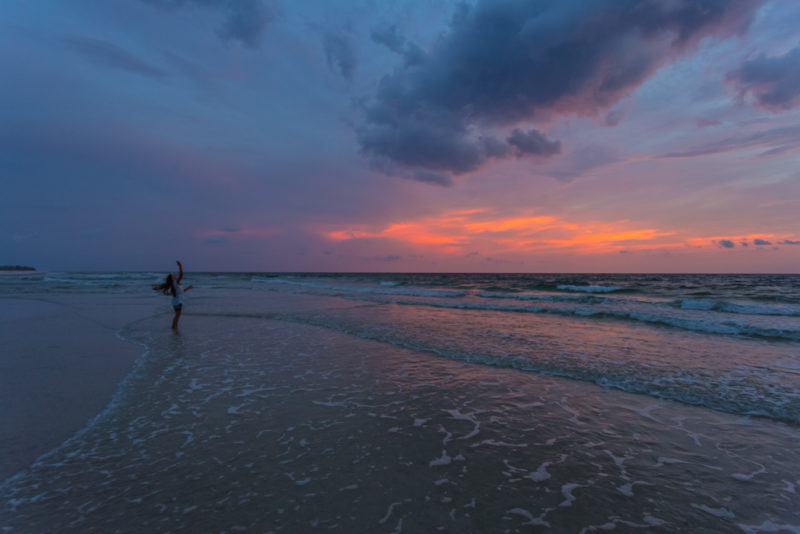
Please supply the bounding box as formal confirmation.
[718,240,736,248]
[141,0,279,48]
[507,129,562,157]
[64,36,166,78]
[359,0,764,183]
[727,46,800,111]
[371,24,425,67]
[371,24,405,54]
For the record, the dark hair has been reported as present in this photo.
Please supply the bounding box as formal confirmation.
[152,274,176,297]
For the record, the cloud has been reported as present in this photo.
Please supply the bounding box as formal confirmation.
[662,125,800,158]
[780,239,800,245]
[141,0,279,48]
[64,36,166,78]
[727,45,800,111]
[204,234,228,244]
[507,129,562,158]
[324,208,678,256]
[604,109,626,127]
[412,170,453,187]
[718,239,736,248]
[540,145,621,181]
[371,24,425,67]
[371,24,405,55]
[697,118,721,128]
[359,0,764,183]
[323,28,358,81]
[753,238,772,245]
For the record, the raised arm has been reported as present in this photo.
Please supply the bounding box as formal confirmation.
[176,260,184,283]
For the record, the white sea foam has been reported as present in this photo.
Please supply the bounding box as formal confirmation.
[526,461,552,482]
[691,503,735,519]
[429,450,452,467]
[678,298,800,317]
[472,440,528,448]
[557,284,623,293]
[383,298,800,342]
[444,409,481,440]
[559,483,581,507]
[479,291,605,303]
[732,463,766,481]
[262,278,466,298]
[379,502,402,524]
[738,521,800,534]
[643,514,668,526]
[508,508,551,527]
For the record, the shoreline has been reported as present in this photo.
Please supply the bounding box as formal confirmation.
[0,294,158,480]
[4,295,800,531]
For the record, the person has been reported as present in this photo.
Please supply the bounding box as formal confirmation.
[153,260,193,330]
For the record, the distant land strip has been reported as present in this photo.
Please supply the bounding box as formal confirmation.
[0,265,36,271]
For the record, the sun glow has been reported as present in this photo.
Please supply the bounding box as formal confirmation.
[322,209,684,254]
[322,209,800,262]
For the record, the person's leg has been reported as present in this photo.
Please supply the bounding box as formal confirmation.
[172,307,182,330]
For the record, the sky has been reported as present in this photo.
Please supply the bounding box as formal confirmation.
[2,0,799,273]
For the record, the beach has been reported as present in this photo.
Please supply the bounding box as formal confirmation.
[2,273,800,532]
[0,295,155,480]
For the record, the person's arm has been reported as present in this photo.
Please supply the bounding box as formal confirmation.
[176,260,183,283]
[184,285,194,292]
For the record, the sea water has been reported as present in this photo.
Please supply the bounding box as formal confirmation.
[2,273,799,532]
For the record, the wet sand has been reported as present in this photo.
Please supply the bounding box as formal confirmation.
[2,290,799,532]
[0,295,156,480]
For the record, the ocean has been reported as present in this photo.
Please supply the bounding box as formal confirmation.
[2,272,799,532]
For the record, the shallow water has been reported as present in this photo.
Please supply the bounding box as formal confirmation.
[2,288,799,532]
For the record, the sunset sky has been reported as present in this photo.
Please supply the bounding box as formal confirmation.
[2,0,799,272]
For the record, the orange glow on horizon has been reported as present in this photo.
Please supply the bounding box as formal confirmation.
[321,210,799,259]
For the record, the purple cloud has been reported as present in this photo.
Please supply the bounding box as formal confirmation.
[728,46,800,111]
[541,145,622,181]
[697,119,721,128]
[359,0,765,183]
[718,240,736,248]
[753,238,772,245]
[663,125,800,158]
